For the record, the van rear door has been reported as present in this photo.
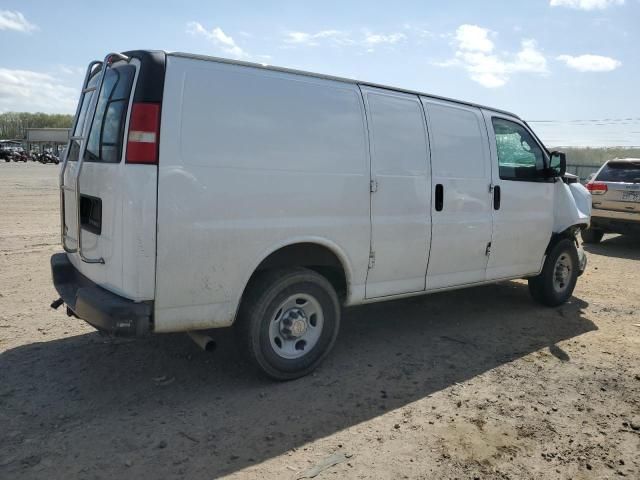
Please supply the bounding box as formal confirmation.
[60,51,163,302]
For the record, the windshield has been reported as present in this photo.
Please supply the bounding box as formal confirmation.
[67,63,135,163]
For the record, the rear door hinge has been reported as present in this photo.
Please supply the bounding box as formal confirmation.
[368,251,376,269]
[370,179,378,193]
[488,183,494,194]
[485,242,492,256]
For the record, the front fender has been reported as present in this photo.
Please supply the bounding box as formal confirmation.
[553,180,591,233]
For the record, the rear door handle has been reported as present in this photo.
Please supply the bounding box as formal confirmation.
[493,185,501,210]
[435,184,444,212]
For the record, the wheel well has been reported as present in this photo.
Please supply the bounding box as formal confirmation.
[252,243,348,299]
[546,228,579,254]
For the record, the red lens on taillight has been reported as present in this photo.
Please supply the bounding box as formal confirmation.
[586,181,608,194]
[126,102,160,164]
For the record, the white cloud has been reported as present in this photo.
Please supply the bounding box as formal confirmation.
[557,54,621,71]
[284,30,352,47]
[57,65,85,76]
[187,22,249,59]
[402,24,436,39]
[0,68,78,113]
[549,0,624,10]
[512,39,549,73]
[363,31,407,46]
[282,29,405,50]
[436,25,548,88]
[0,10,37,33]
[454,24,494,53]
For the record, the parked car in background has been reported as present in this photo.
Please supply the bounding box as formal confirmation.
[582,158,640,243]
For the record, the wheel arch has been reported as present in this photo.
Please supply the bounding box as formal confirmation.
[232,238,354,324]
[546,226,581,255]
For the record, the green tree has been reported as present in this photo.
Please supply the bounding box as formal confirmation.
[0,112,74,140]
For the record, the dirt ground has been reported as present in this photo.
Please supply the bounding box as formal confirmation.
[0,162,638,480]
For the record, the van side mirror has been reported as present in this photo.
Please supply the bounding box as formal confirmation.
[549,151,566,178]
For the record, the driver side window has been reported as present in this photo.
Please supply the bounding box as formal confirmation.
[492,117,546,181]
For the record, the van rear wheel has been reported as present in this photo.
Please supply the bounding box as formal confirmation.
[235,267,340,380]
[528,238,579,307]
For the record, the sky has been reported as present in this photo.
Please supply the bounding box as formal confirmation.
[1,0,639,146]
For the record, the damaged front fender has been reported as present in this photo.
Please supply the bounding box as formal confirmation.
[553,180,591,233]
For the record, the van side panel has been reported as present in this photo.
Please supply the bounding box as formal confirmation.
[154,56,370,332]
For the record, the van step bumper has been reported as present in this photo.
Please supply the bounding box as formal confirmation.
[50,253,152,336]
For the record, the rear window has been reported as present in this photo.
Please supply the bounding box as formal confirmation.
[68,64,135,163]
[596,161,640,183]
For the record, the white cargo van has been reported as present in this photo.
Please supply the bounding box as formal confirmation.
[51,50,591,379]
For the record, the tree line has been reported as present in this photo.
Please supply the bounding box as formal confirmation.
[560,147,640,166]
[0,112,74,140]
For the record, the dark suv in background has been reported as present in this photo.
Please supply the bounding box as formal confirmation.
[582,158,640,243]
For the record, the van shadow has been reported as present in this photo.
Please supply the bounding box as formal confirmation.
[0,282,594,479]
[582,234,640,260]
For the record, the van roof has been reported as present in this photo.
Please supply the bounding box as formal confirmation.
[167,51,521,120]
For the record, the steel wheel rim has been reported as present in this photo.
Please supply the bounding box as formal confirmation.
[553,253,573,294]
[269,293,324,360]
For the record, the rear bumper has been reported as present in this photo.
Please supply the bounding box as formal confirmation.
[591,209,640,235]
[51,253,152,336]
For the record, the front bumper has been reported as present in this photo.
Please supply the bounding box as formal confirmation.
[50,253,152,336]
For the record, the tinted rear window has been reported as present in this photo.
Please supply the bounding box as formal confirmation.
[68,64,135,163]
[596,161,640,183]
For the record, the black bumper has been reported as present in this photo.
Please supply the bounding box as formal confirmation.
[591,217,640,236]
[51,253,152,336]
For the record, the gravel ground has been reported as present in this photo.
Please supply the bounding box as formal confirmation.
[1,163,639,480]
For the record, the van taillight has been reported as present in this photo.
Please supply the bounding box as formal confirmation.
[126,102,160,164]
[586,181,608,195]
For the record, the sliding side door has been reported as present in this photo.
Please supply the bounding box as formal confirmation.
[422,98,494,290]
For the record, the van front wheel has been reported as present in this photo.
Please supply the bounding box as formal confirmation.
[528,238,579,307]
[236,267,340,380]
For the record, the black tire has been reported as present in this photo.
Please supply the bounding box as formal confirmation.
[581,227,604,244]
[528,238,579,307]
[235,267,340,380]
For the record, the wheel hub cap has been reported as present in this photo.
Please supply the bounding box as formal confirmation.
[280,308,308,338]
[268,293,324,360]
[553,253,573,292]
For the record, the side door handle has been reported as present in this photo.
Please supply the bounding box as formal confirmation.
[435,184,444,212]
[493,185,501,210]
